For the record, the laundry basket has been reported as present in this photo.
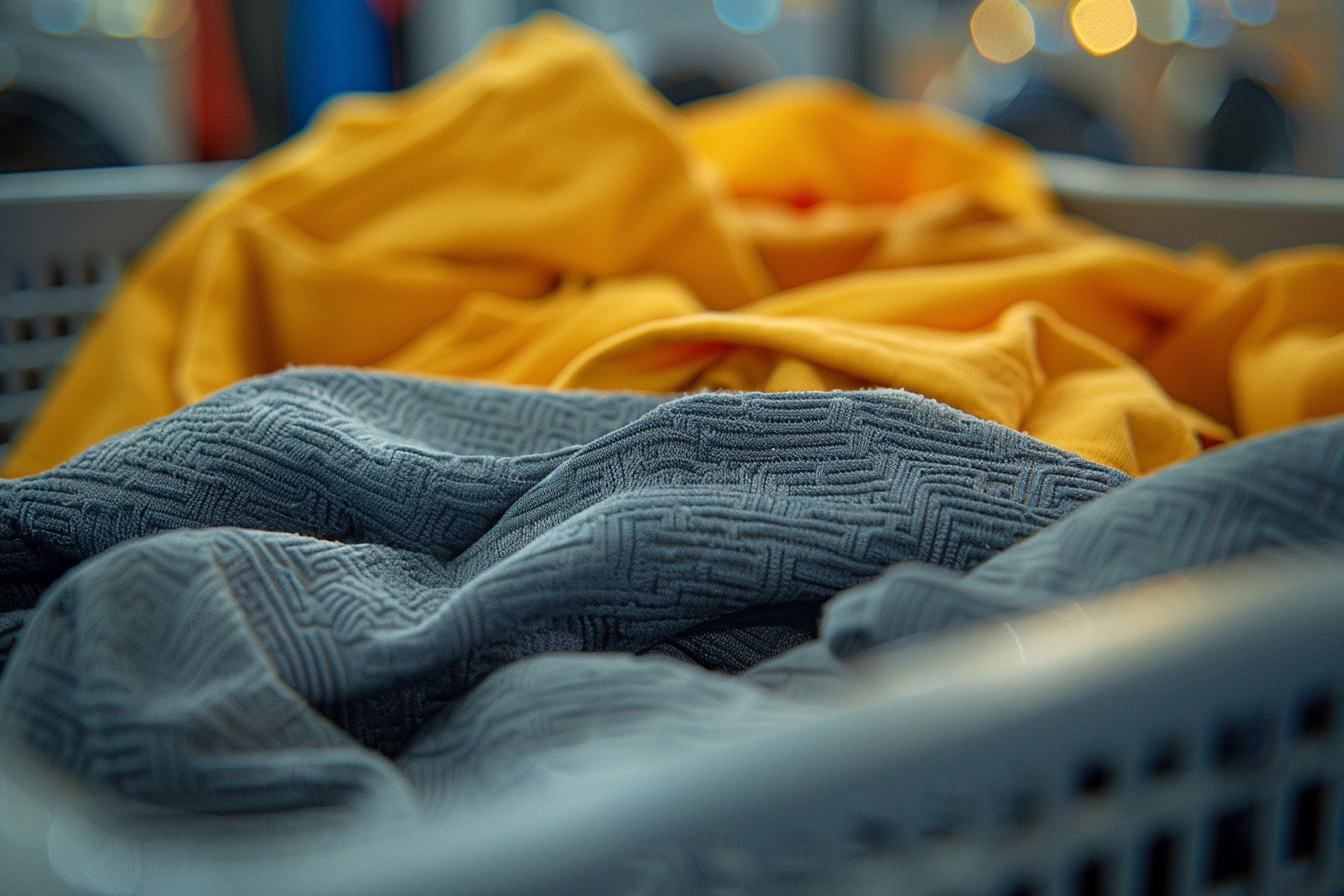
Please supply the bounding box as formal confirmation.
[2,155,1344,463]
[1,156,1343,896]
[0,161,233,459]
[2,551,1342,896]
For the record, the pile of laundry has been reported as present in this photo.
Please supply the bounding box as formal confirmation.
[5,15,1342,480]
[2,368,1342,819]
[1,11,1343,847]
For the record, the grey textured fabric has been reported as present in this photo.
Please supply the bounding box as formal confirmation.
[0,368,1126,813]
[401,415,1344,820]
[821,413,1344,657]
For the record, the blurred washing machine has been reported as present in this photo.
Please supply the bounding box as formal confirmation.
[404,0,865,104]
[0,0,191,171]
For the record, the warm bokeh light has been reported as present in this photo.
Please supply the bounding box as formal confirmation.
[1070,0,1137,56]
[1131,0,1188,43]
[95,0,145,37]
[28,0,189,39]
[970,0,1037,64]
[138,0,192,39]
[1265,38,1312,95]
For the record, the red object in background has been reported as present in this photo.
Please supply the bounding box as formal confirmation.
[366,0,415,89]
[366,0,415,26]
[192,0,257,160]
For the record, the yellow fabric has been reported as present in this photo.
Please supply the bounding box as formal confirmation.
[5,13,1342,478]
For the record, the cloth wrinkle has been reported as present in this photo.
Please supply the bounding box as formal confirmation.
[0,16,1341,877]
[0,368,1127,810]
[5,15,1342,479]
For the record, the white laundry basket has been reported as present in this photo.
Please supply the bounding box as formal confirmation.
[2,154,1343,460]
[0,161,233,457]
[1,155,1343,896]
[1,551,1341,896]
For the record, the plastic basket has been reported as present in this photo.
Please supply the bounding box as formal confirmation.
[1,551,1341,895]
[3,156,1344,464]
[1,156,1343,895]
[0,162,233,457]
[3,155,1344,463]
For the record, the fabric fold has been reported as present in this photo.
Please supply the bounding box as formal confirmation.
[822,413,1344,657]
[9,15,1340,479]
[405,411,1344,818]
[0,368,1126,811]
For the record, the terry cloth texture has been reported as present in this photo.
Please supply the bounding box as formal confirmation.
[390,413,1344,821]
[0,368,1127,813]
[6,13,1344,478]
[395,415,1344,832]
[820,412,1344,658]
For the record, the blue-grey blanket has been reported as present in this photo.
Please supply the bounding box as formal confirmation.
[0,369,1341,821]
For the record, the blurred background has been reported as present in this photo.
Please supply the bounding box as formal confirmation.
[0,0,1340,176]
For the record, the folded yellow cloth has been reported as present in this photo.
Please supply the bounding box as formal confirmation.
[5,13,1342,478]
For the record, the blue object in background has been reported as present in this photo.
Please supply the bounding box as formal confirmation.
[712,0,782,34]
[286,0,395,133]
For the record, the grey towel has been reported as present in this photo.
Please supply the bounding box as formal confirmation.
[400,413,1344,820]
[822,412,1344,657]
[0,368,1124,813]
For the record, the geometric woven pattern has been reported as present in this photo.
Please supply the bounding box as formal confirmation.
[823,414,1344,657]
[0,369,1126,812]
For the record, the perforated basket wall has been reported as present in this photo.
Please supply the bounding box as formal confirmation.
[3,554,1340,896]
[0,250,122,449]
[0,163,230,463]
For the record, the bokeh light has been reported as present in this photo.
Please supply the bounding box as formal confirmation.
[713,0,782,34]
[28,0,187,39]
[95,0,145,37]
[31,0,92,35]
[1256,39,1309,94]
[138,0,191,40]
[970,0,1037,64]
[1227,0,1276,26]
[1184,0,1233,47]
[1070,0,1137,55]
[1025,0,1079,54]
[1131,0,1188,43]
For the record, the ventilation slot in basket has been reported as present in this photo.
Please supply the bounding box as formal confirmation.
[1,251,124,457]
[1075,760,1118,800]
[1075,856,1112,896]
[1286,781,1326,863]
[1207,805,1258,886]
[1295,690,1334,742]
[1142,831,1179,896]
[1213,712,1273,771]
